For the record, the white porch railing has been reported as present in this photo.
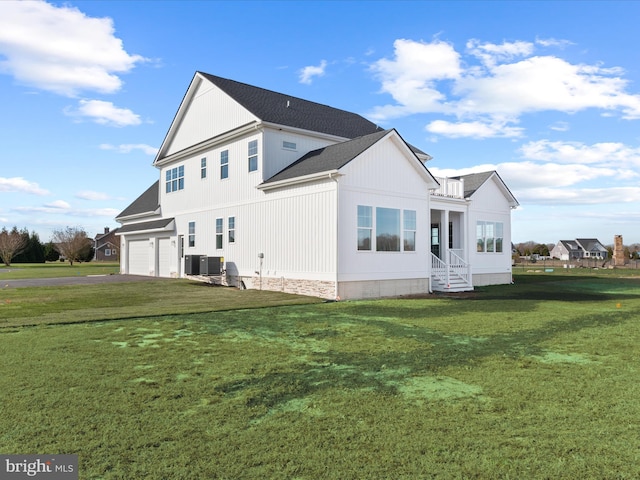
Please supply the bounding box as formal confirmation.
[430,250,472,291]
[432,177,465,199]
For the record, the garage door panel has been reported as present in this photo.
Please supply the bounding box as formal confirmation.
[128,239,149,276]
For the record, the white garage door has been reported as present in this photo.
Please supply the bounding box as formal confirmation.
[128,239,149,276]
[157,237,171,277]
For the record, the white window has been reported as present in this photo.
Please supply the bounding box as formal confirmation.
[220,150,229,179]
[357,205,372,251]
[248,140,258,172]
[166,165,184,193]
[403,210,416,252]
[228,217,235,244]
[188,222,195,247]
[201,157,207,179]
[105,249,111,256]
[477,221,503,253]
[215,218,223,249]
[283,141,296,150]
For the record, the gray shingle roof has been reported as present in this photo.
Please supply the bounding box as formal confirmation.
[117,218,174,234]
[199,72,384,140]
[453,171,495,198]
[263,129,394,185]
[116,181,159,220]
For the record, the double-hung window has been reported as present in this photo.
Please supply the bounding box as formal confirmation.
[248,140,258,172]
[188,222,196,247]
[165,165,184,193]
[228,217,235,244]
[201,158,207,179]
[403,210,416,252]
[220,150,229,179]
[215,218,223,249]
[357,206,372,251]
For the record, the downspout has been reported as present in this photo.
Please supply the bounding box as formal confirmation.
[330,172,339,300]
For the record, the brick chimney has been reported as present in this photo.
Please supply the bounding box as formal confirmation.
[613,235,625,267]
[104,227,110,234]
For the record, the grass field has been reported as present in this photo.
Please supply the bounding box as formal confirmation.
[1,269,639,479]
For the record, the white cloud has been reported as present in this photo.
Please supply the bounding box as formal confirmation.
[99,143,158,155]
[299,60,328,84]
[426,119,523,138]
[0,0,147,96]
[45,200,71,209]
[0,177,49,195]
[65,100,141,127]
[520,140,640,168]
[75,191,110,201]
[515,186,640,205]
[368,38,640,137]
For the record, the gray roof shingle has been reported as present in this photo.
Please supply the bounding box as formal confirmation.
[263,129,394,185]
[116,181,159,220]
[199,72,384,140]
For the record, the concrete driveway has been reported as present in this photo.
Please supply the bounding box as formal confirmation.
[0,274,170,289]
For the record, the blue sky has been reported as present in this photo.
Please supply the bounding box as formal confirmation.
[1,0,639,245]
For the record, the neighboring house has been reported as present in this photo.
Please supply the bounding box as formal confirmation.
[550,239,608,261]
[94,227,120,261]
[116,72,518,299]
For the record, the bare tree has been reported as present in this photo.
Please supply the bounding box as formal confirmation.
[0,227,28,266]
[51,227,92,266]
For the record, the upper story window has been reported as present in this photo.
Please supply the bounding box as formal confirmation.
[283,141,296,150]
[166,165,184,193]
[248,140,258,172]
[201,158,207,179]
[220,150,229,179]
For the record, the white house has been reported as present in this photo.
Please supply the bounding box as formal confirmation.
[116,72,518,299]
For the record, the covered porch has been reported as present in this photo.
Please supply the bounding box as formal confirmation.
[430,177,473,292]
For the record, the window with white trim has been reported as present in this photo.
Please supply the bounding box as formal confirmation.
[188,222,195,247]
[403,210,416,252]
[201,157,207,179]
[476,221,503,253]
[166,165,184,193]
[105,249,111,256]
[215,218,223,249]
[283,141,296,150]
[220,150,229,179]
[357,205,372,251]
[228,217,235,244]
[248,140,258,172]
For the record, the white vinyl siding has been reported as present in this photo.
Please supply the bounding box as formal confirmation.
[157,238,171,277]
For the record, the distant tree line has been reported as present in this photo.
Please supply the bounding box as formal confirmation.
[0,226,94,266]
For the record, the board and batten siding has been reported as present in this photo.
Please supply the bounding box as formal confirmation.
[165,80,258,157]
[171,179,338,282]
[336,134,431,282]
[466,177,514,284]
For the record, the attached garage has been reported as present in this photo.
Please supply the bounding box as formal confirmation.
[128,239,150,276]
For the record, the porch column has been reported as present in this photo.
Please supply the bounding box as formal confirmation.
[442,209,450,264]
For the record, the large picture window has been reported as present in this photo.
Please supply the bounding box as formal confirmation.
[357,205,372,251]
[477,221,504,253]
[376,207,400,252]
[165,165,184,193]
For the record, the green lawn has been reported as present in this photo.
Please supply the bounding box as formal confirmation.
[0,262,120,279]
[1,273,639,479]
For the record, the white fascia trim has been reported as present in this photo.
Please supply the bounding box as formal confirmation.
[154,121,259,167]
[116,209,161,223]
[258,170,342,191]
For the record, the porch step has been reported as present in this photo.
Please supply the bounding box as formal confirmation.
[431,276,473,293]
